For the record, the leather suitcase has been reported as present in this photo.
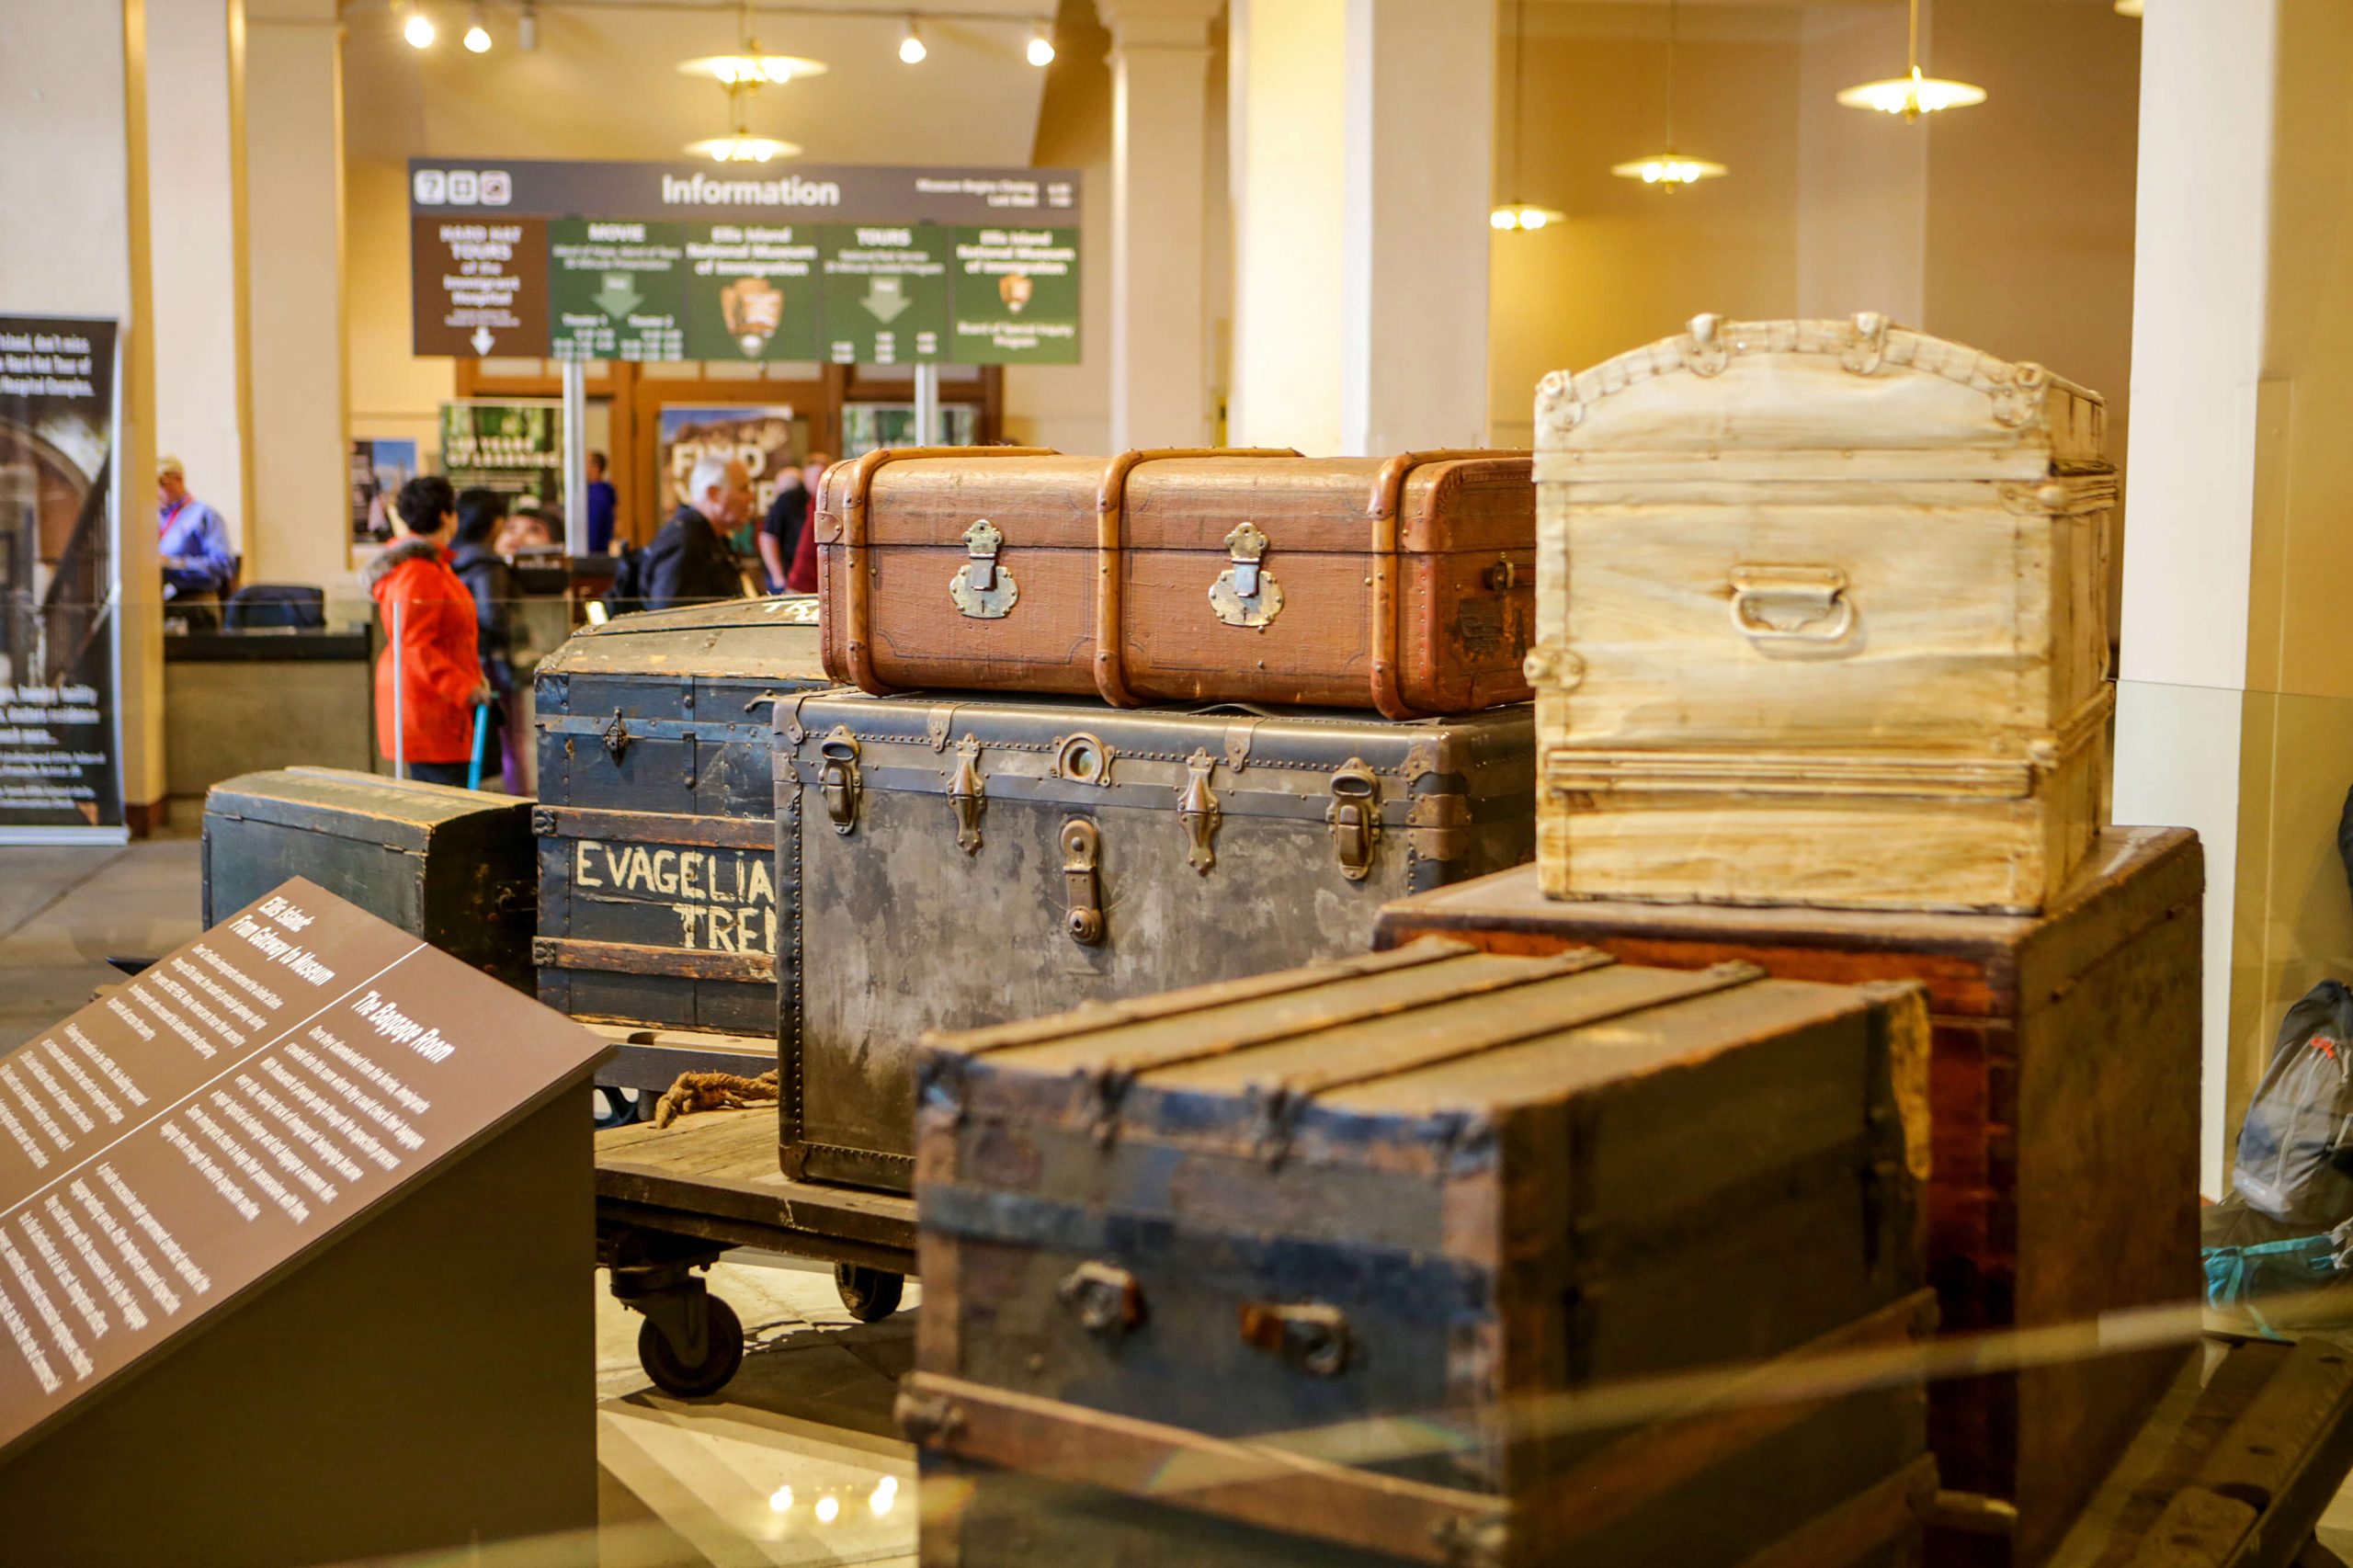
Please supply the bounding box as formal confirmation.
[531,597,827,1041]
[815,448,1536,717]
[1530,312,2115,914]
[1372,828,2204,1568]
[903,938,1936,1567]
[773,693,1535,1191]
[201,767,535,990]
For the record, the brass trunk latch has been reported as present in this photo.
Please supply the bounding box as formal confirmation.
[1061,817,1105,946]
[1209,521,1284,629]
[1326,761,1381,881]
[601,709,631,762]
[818,728,862,834]
[949,518,1019,619]
[1057,1262,1145,1339]
[1177,748,1220,873]
[1238,1301,1351,1378]
[948,734,985,855]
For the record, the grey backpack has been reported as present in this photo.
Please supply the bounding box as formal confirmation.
[2234,980,2353,1225]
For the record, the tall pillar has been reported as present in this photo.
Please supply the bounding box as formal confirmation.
[1097,0,1222,449]
[2117,0,2353,1193]
[1230,0,1495,454]
[148,0,256,557]
[244,0,347,592]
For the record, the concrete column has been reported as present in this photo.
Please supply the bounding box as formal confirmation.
[148,0,256,557]
[1097,0,1222,449]
[244,0,347,593]
[1231,0,1494,454]
[0,0,165,829]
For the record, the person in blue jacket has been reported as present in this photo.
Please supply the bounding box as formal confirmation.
[156,454,235,600]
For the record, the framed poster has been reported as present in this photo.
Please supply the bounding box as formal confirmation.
[437,400,563,516]
[349,438,418,546]
[0,316,123,841]
[838,402,976,459]
[654,404,803,523]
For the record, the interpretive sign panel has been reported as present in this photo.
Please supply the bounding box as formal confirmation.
[408,158,1079,366]
[438,399,563,515]
[0,878,608,1461]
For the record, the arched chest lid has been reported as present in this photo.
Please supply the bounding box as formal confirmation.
[1537,312,2109,483]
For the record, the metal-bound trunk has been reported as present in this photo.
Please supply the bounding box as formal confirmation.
[816,450,1536,717]
[201,767,535,989]
[1531,313,2114,914]
[904,939,1934,1567]
[774,693,1535,1190]
[533,598,826,1039]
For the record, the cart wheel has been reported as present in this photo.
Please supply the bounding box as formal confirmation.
[637,1294,744,1397]
[835,1264,904,1323]
[593,1086,645,1129]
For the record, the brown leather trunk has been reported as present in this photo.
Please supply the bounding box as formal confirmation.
[815,448,1535,717]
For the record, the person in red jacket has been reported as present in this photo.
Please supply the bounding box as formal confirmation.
[366,475,489,786]
[783,455,829,593]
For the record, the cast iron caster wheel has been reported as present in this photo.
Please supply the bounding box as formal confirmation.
[835,1264,905,1323]
[637,1294,745,1398]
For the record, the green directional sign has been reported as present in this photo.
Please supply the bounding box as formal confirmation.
[819,223,949,367]
[682,222,822,362]
[950,226,1080,366]
[548,220,686,360]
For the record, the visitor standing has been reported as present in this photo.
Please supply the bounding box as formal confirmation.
[642,455,752,609]
[368,475,489,787]
[585,450,618,555]
[759,449,829,594]
[784,452,831,594]
[449,487,529,793]
[156,454,235,600]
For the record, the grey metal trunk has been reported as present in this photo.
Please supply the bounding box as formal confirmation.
[201,767,535,990]
[773,694,1535,1191]
[533,598,826,1039]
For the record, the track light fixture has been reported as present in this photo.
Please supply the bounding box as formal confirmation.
[401,2,437,49]
[1027,21,1055,66]
[463,2,492,52]
[898,16,927,64]
[517,0,538,51]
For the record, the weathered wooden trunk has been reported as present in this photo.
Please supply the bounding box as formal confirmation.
[773,694,1535,1190]
[816,449,1536,717]
[201,767,535,989]
[904,938,1935,1567]
[1530,313,2114,914]
[1373,828,2203,1567]
[532,597,826,1037]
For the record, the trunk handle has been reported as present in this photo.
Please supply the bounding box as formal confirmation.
[1365,450,1526,722]
[828,444,1056,694]
[1092,448,1300,707]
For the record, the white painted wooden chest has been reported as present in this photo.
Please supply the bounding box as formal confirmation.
[1529,312,2114,914]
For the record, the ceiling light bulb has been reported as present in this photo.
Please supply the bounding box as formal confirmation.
[1027,23,1055,66]
[768,1484,793,1513]
[1490,209,1518,231]
[814,1494,841,1525]
[463,4,491,52]
[403,5,437,48]
[898,17,926,64]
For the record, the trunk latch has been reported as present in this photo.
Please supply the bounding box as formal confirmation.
[1177,748,1220,873]
[1061,817,1105,945]
[818,729,862,834]
[949,518,1019,619]
[1238,1301,1351,1377]
[1058,1262,1144,1339]
[601,709,631,762]
[1210,521,1284,628]
[1326,761,1381,881]
[948,734,985,855]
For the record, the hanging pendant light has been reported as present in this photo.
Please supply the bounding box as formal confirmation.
[676,0,827,88]
[1836,0,1984,120]
[1491,2,1563,233]
[1610,0,1726,188]
[685,79,802,162]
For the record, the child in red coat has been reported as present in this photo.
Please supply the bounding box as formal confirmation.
[366,475,489,785]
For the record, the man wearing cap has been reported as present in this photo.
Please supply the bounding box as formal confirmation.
[157,456,236,600]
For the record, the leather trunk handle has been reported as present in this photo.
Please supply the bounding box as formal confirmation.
[828,444,1057,693]
[1092,448,1301,707]
[1364,450,1516,722]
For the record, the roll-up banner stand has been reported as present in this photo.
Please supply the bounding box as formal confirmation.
[0,316,125,845]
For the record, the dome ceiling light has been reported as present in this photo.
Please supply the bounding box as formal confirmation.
[1490,2,1563,233]
[1609,0,1726,189]
[1836,0,1986,121]
[676,0,827,89]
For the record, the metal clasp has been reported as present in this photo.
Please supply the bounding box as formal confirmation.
[818,728,861,835]
[1326,760,1381,881]
[949,734,984,855]
[949,519,1019,619]
[1238,1301,1351,1378]
[1058,1262,1144,1339]
[601,709,631,762]
[1061,817,1104,946]
[1177,748,1220,874]
[1483,556,1518,592]
[1210,522,1284,629]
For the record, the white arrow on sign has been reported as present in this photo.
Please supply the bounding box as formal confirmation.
[471,325,496,355]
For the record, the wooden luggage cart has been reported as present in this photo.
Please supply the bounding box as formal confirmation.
[593,1108,915,1397]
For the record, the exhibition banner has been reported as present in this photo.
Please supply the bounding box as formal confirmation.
[437,399,563,516]
[408,158,1081,367]
[0,316,123,840]
[654,405,801,522]
[0,879,608,1461]
[349,438,418,546]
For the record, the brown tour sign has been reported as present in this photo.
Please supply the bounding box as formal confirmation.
[411,214,551,358]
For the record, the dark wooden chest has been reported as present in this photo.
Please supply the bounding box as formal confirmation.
[1372,828,2203,1566]
[532,598,826,1039]
[200,767,535,989]
[773,694,1536,1192]
[904,938,1935,1567]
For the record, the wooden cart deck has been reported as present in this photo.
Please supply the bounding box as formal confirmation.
[596,1108,916,1275]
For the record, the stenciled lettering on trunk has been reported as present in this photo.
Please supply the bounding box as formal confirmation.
[574,838,778,955]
